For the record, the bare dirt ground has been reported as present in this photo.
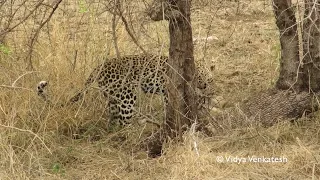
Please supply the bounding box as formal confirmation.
[0,0,319,179]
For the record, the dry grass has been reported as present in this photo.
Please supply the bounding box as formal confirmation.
[0,0,319,179]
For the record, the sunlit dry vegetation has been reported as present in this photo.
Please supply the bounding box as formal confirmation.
[0,0,319,179]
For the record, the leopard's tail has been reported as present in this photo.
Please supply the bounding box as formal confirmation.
[37,63,103,105]
[68,63,103,103]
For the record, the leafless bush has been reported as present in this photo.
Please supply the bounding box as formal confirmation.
[0,0,62,69]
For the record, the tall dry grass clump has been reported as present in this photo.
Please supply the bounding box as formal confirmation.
[0,0,319,179]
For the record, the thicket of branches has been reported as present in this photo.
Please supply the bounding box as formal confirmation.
[1,0,319,156]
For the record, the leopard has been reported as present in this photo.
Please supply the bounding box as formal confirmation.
[37,54,214,126]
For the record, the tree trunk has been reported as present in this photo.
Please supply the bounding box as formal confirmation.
[233,0,319,128]
[208,1,319,130]
[145,0,197,156]
[165,0,197,140]
[301,0,320,91]
[272,0,303,90]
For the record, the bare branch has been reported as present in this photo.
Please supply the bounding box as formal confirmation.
[26,0,62,69]
[112,0,120,58]
[116,2,147,54]
[0,0,45,38]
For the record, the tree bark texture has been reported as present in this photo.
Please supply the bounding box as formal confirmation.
[302,0,320,91]
[272,0,303,90]
[144,0,198,156]
[165,0,197,139]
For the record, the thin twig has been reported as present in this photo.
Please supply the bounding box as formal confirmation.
[0,124,52,154]
[26,0,62,69]
[12,71,38,87]
[117,3,147,54]
[0,0,45,37]
[0,85,32,91]
[112,0,121,58]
